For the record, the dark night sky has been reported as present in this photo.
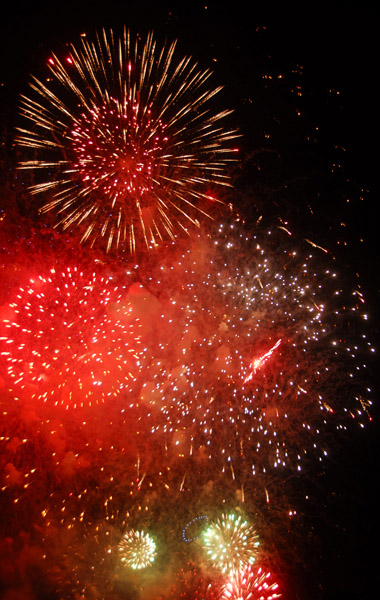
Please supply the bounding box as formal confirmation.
[1,3,379,599]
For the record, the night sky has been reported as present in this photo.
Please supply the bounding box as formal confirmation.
[0,3,378,599]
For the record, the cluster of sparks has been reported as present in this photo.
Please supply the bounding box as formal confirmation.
[138,222,373,473]
[0,266,142,409]
[17,28,238,252]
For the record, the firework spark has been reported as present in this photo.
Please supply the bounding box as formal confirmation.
[17,29,238,252]
[202,512,260,574]
[0,266,141,408]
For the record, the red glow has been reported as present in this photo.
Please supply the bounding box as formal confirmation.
[0,267,142,409]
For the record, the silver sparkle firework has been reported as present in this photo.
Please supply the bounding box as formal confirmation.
[17,29,238,252]
[138,221,374,473]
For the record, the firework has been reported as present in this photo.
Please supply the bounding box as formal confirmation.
[0,266,141,408]
[221,566,281,600]
[17,29,238,253]
[201,512,260,574]
[118,528,156,569]
[138,221,373,473]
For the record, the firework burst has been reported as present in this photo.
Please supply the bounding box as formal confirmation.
[0,266,141,408]
[118,528,156,569]
[221,566,281,600]
[201,512,260,574]
[17,29,238,252]
[138,221,373,473]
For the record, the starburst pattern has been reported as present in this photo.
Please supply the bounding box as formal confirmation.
[202,512,260,574]
[118,529,156,569]
[0,266,141,408]
[17,29,238,252]
[221,566,281,600]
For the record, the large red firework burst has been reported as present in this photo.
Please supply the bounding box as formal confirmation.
[0,266,141,408]
[17,29,238,252]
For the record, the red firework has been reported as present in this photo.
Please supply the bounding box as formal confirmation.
[17,29,238,253]
[0,267,141,409]
[221,566,281,600]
